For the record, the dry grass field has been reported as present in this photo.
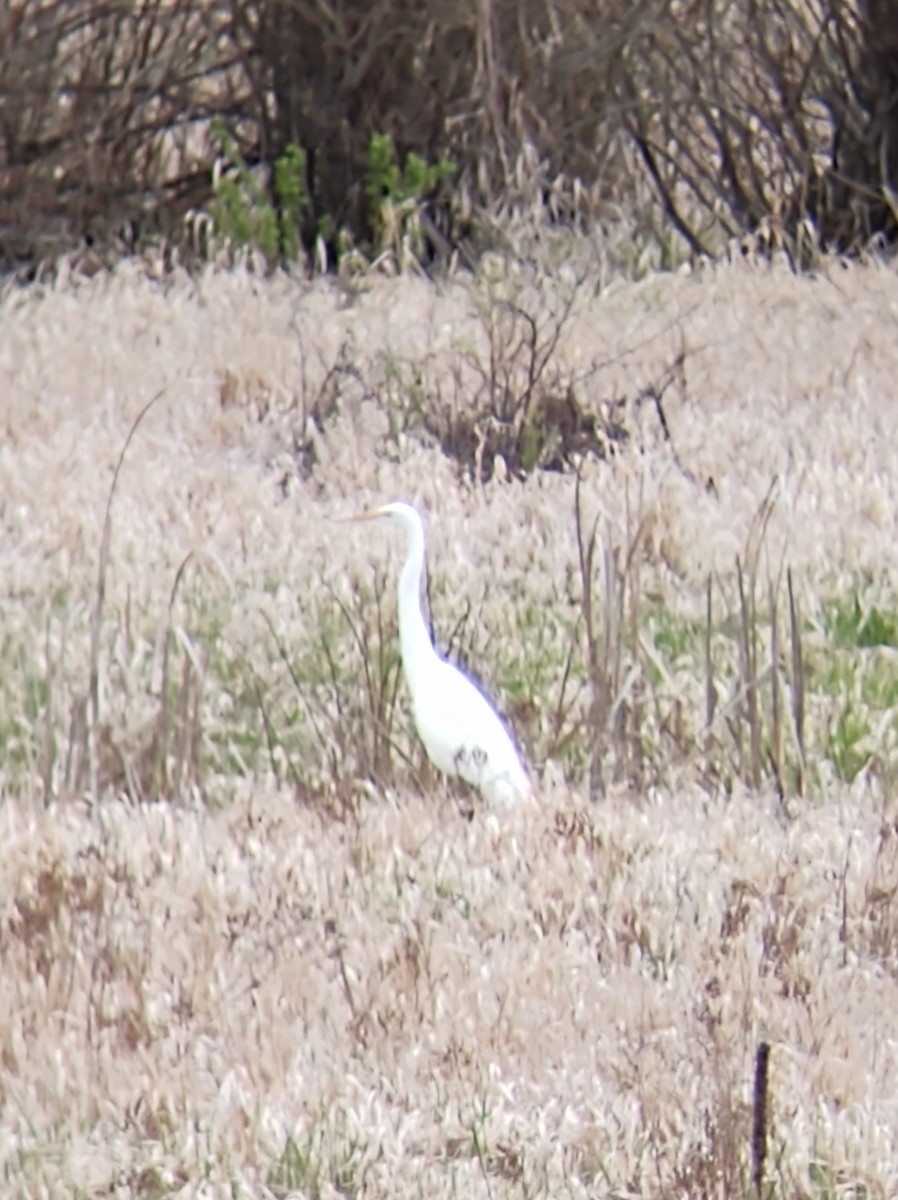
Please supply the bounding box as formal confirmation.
[4,251,898,1197]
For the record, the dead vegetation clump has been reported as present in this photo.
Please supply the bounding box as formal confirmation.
[416,270,635,483]
[4,779,898,1196]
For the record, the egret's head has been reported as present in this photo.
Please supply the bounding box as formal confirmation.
[346,502,427,585]
[349,501,421,529]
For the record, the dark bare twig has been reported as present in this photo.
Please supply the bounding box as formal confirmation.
[787,568,806,794]
[86,390,164,798]
[752,1041,771,1199]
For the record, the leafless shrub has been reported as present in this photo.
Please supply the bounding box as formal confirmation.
[397,274,635,483]
[617,0,898,261]
[0,0,252,269]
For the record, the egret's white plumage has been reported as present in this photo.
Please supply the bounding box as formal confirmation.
[352,502,530,806]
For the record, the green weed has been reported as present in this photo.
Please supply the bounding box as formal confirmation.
[206,122,309,266]
[823,588,898,649]
[199,126,455,270]
[366,132,455,259]
[268,1121,361,1198]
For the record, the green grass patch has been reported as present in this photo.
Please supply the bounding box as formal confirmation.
[5,566,898,804]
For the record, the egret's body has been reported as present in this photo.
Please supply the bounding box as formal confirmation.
[353,502,530,806]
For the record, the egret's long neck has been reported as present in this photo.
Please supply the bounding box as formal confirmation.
[397,518,438,694]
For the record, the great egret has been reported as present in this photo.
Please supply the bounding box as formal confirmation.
[350,502,530,806]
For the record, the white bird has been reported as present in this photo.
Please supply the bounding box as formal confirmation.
[350,501,530,806]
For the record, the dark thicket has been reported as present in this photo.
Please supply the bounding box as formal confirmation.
[0,0,895,272]
[615,0,898,262]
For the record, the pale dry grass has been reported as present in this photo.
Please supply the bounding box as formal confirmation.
[3,253,898,1195]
